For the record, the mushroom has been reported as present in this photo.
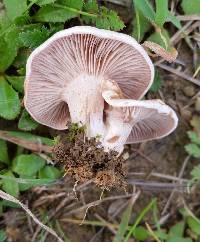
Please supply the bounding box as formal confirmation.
[24,26,178,153]
[101,79,178,152]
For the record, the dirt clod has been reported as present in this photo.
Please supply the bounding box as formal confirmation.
[52,124,126,190]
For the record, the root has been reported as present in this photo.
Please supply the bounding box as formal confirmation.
[80,189,104,225]
[52,127,127,190]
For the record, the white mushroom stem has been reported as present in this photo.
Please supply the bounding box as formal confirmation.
[102,108,133,153]
[61,74,106,137]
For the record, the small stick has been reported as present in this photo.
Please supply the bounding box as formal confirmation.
[64,194,134,217]
[128,172,188,182]
[161,155,190,216]
[177,15,200,21]
[156,63,200,86]
[80,189,104,225]
[0,190,64,242]
[0,130,52,153]
[94,213,117,234]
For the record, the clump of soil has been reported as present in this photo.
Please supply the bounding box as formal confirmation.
[52,124,126,190]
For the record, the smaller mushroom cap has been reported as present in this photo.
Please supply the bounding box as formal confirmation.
[101,79,178,152]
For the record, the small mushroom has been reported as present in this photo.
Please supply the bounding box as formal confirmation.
[24,26,178,153]
[101,79,178,152]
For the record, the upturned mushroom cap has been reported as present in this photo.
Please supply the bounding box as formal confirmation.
[101,79,178,152]
[24,26,154,130]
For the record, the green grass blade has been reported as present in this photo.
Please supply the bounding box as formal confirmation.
[124,198,156,242]
[113,198,134,242]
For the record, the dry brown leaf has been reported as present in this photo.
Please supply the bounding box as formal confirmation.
[143,41,178,62]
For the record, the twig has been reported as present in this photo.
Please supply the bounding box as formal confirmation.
[161,156,190,216]
[0,189,64,242]
[89,197,131,242]
[36,152,54,165]
[32,180,92,241]
[63,194,134,217]
[33,192,67,208]
[156,63,200,86]
[171,21,200,45]
[177,15,200,21]
[80,189,104,225]
[182,91,200,110]
[0,130,52,153]
[94,213,117,234]
[26,200,34,235]
[126,179,188,192]
[128,172,188,182]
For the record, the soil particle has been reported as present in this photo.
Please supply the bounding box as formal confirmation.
[183,85,196,97]
[52,124,126,190]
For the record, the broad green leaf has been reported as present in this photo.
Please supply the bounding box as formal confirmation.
[150,69,163,92]
[12,154,46,176]
[155,0,168,27]
[133,0,155,22]
[167,237,192,242]
[0,230,7,242]
[34,5,77,22]
[94,7,124,30]
[113,199,134,242]
[169,221,185,237]
[154,230,168,240]
[0,130,54,146]
[14,14,30,26]
[181,0,200,14]
[6,76,24,93]
[187,216,200,235]
[0,140,9,164]
[18,109,38,131]
[167,12,181,29]
[132,226,149,241]
[132,7,151,42]
[185,144,200,158]
[36,0,56,6]
[39,166,62,179]
[191,165,200,180]
[59,0,83,9]
[2,170,19,197]
[19,26,52,48]
[0,27,19,72]
[34,3,80,22]
[0,77,21,120]
[83,1,124,31]
[4,0,27,20]
[187,131,200,145]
